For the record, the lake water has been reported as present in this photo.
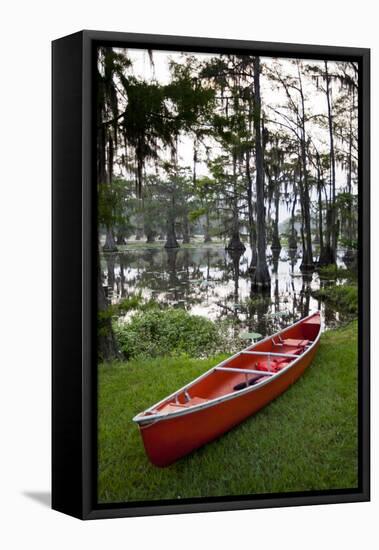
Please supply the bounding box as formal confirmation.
[100,241,354,340]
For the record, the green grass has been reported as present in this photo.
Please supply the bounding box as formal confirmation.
[98,321,358,503]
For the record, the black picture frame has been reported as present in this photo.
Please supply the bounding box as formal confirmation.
[52,30,370,520]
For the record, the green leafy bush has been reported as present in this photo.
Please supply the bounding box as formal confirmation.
[98,295,143,326]
[313,284,358,314]
[114,308,222,359]
[317,265,357,281]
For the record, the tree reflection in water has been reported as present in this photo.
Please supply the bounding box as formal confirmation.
[100,243,353,338]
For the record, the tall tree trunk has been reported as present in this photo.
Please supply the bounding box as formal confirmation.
[347,90,353,243]
[193,138,198,185]
[299,176,306,261]
[204,209,212,243]
[252,57,270,288]
[271,178,281,252]
[119,256,126,297]
[316,187,325,264]
[182,212,190,244]
[116,229,127,245]
[227,152,245,251]
[103,226,118,251]
[300,148,313,270]
[246,148,257,269]
[246,93,257,268]
[102,134,118,252]
[298,68,314,272]
[229,249,243,312]
[165,194,179,248]
[344,87,355,264]
[134,206,144,241]
[135,227,143,240]
[97,264,119,362]
[289,186,298,249]
[145,228,156,243]
[323,206,334,263]
[325,61,337,265]
[316,154,328,266]
[165,220,179,248]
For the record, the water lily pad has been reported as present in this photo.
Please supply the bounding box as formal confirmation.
[240,331,262,341]
[270,311,285,318]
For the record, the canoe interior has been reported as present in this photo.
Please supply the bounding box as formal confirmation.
[143,313,321,417]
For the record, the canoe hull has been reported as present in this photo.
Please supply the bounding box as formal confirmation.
[138,340,319,467]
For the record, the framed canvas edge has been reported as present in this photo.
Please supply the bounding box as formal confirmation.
[52,30,370,520]
[52,31,86,520]
[83,29,370,57]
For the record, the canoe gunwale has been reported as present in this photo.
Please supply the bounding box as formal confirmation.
[133,311,321,427]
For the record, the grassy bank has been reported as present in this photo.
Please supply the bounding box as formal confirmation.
[98,321,358,503]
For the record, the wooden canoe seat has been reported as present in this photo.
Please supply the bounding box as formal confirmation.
[185,396,208,406]
[274,336,310,348]
[165,396,208,412]
[158,403,184,413]
[283,338,309,347]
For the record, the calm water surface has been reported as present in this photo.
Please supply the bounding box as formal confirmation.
[100,241,353,339]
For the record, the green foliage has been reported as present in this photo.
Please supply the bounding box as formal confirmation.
[98,322,358,502]
[98,295,159,336]
[122,78,176,155]
[140,179,165,239]
[98,178,131,228]
[317,265,357,281]
[114,308,221,359]
[313,285,358,314]
[116,58,215,198]
[339,237,358,250]
[97,47,131,142]
[166,57,215,133]
[98,295,143,324]
[188,207,206,222]
[336,191,357,211]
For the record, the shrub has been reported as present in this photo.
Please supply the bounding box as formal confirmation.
[312,284,358,314]
[114,308,222,359]
[317,265,357,281]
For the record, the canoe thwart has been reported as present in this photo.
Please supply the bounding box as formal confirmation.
[214,366,275,376]
[240,351,301,359]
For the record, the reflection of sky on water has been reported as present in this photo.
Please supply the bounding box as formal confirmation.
[100,243,351,338]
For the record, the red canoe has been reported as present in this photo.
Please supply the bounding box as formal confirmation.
[133,311,321,467]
